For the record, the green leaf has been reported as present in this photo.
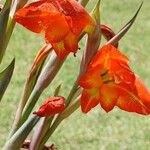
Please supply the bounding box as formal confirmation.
[106,2,143,46]
[0,0,13,63]
[0,58,15,102]
[0,0,12,36]
[54,84,62,96]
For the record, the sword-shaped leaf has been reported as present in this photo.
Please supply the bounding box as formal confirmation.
[106,2,143,46]
[0,0,13,63]
[0,0,12,36]
[0,58,15,101]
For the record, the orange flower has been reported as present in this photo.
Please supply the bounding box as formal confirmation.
[33,96,65,117]
[15,0,94,59]
[78,44,150,115]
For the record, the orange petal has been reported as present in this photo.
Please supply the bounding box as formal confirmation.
[33,96,65,117]
[99,84,119,112]
[90,45,129,68]
[116,84,150,115]
[64,32,78,52]
[101,24,118,48]
[56,0,94,35]
[15,1,59,33]
[45,13,70,43]
[108,59,135,90]
[81,88,100,113]
[135,75,150,111]
[52,41,69,59]
[78,66,103,89]
[117,91,149,115]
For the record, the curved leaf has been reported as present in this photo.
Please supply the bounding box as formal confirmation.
[106,2,143,46]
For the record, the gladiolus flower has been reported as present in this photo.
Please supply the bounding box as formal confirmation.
[33,96,65,117]
[15,0,94,59]
[78,44,150,115]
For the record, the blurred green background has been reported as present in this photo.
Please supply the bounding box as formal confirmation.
[0,0,150,149]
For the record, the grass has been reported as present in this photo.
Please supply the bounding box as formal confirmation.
[0,0,150,149]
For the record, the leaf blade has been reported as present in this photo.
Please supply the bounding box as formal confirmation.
[0,58,15,101]
[106,2,143,46]
[0,0,13,63]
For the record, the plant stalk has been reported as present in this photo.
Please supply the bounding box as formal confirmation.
[3,116,40,150]
[29,117,53,150]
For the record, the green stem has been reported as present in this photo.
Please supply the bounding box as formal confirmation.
[66,82,78,106]
[9,89,41,137]
[39,116,63,150]
[30,117,53,150]
[61,97,80,119]
[9,80,34,138]
[2,116,40,150]
[19,89,41,127]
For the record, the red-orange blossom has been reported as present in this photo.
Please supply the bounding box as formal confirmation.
[78,44,150,115]
[15,0,94,59]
